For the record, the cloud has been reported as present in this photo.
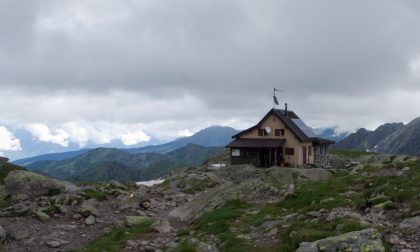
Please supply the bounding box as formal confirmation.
[177,129,194,138]
[1,0,420,146]
[120,130,151,146]
[0,126,22,152]
[25,123,70,147]
[24,122,152,147]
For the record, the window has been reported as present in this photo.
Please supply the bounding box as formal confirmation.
[285,148,294,155]
[232,149,240,157]
[258,129,267,136]
[308,146,312,156]
[275,129,285,136]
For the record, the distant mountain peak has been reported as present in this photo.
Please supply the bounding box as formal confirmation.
[333,119,420,155]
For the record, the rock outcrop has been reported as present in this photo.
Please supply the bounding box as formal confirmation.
[297,228,385,252]
[3,170,79,198]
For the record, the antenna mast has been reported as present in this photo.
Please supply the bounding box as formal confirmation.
[273,87,282,108]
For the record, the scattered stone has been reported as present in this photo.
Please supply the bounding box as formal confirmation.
[284,183,295,198]
[339,191,358,197]
[12,229,30,241]
[85,215,96,225]
[306,211,321,218]
[268,227,278,236]
[46,239,70,248]
[80,198,99,217]
[141,201,151,209]
[399,216,420,229]
[372,200,397,210]
[282,213,298,222]
[0,225,6,243]
[118,190,148,210]
[320,197,335,204]
[72,213,83,220]
[296,228,385,252]
[151,220,173,233]
[125,216,150,227]
[56,204,68,213]
[36,210,50,222]
[261,220,281,229]
[197,242,219,252]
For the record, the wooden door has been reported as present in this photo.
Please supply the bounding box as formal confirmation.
[302,146,307,165]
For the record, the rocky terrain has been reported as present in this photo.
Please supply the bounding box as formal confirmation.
[0,152,419,251]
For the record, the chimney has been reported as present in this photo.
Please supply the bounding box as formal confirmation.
[285,103,288,117]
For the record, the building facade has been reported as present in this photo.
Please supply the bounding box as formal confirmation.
[226,108,334,167]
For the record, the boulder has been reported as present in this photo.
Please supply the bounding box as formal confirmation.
[36,210,50,222]
[399,216,420,229]
[85,215,96,225]
[151,219,173,233]
[118,190,149,210]
[0,185,7,199]
[296,228,385,252]
[109,180,129,190]
[125,216,151,227]
[0,156,9,165]
[0,225,6,243]
[3,170,78,198]
[46,239,70,248]
[80,198,99,217]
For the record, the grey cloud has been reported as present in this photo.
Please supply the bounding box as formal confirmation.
[1,0,420,135]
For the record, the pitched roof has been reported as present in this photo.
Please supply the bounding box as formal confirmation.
[232,108,335,145]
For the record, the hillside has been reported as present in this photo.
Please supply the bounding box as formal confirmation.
[13,125,239,165]
[127,125,239,154]
[137,144,225,180]
[71,161,144,182]
[26,148,164,180]
[13,149,91,166]
[25,144,225,182]
[333,120,420,155]
[0,153,419,251]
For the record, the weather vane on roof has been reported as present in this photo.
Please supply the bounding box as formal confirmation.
[273,87,282,108]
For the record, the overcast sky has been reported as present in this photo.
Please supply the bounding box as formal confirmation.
[2,0,420,154]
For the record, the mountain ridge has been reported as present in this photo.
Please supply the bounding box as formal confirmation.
[334,118,420,155]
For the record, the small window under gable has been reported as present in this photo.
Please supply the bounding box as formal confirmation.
[275,129,285,136]
[258,129,267,136]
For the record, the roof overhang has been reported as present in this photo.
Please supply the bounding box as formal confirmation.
[226,138,286,148]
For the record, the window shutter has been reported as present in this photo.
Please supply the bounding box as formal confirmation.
[275,129,280,136]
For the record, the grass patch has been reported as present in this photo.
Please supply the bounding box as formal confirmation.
[197,199,249,234]
[193,200,250,252]
[277,218,367,252]
[42,205,60,214]
[329,149,374,159]
[78,220,152,252]
[83,189,107,201]
[172,240,198,252]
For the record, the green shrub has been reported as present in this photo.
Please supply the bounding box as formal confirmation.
[47,188,61,196]
[79,220,152,252]
[83,189,107,201]
[329,149,373,159]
